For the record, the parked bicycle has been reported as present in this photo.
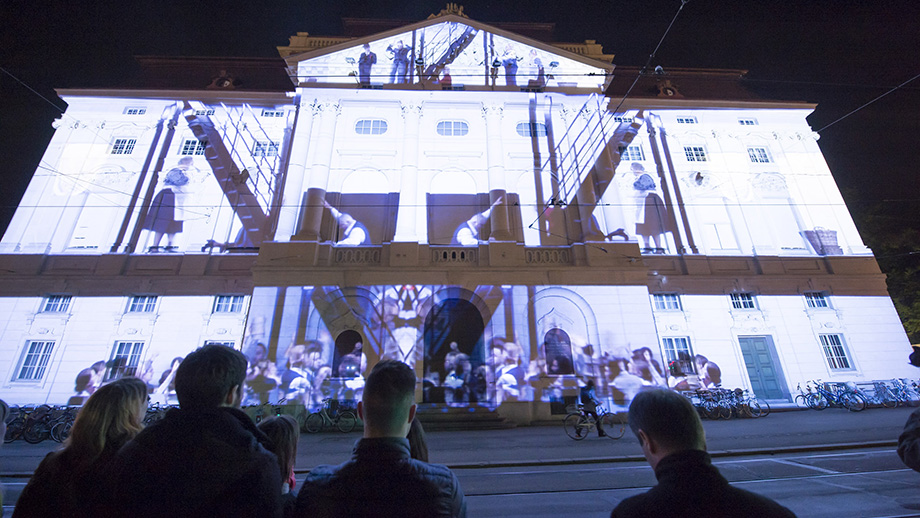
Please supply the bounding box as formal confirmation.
[807,380,867,412]
[305,398,357,433]
[563,403,626,440]
[690,388,769,420]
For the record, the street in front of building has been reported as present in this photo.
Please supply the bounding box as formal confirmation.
[3,407,919,516]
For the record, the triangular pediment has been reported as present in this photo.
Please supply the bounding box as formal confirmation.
[285,14,613,90]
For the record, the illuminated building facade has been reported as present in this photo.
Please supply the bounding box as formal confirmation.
[0,11,913,421]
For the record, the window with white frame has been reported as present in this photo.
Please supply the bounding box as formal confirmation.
[261,109,284,117]
[804,292,829,308]
[684,146,708,162]
[106,341,144,380]
[127,295,157,313]
[436,120,469,136]
[203,340,236,348]
[819,334,854,371]
[747,147,772,163]
[355,119,388,135]
[661,337,694,365]
[738,118,758,126]
[619,144,645,161]
[111,138,137,155]
[179,139,207,156]
[123,107,147,115]
[730,293,756,309]
[253,141,279,157]
[15,341,55,381]
[516,122,547,137]
[213,295,245,313]
[42,295,72,313]
[652,293,682,311]
[194,108,215,116]
[676,116,698,124]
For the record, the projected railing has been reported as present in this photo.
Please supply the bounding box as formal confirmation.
[420,23,478,81]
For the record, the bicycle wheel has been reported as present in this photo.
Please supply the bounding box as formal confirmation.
[51,421,72,443]
[336,411,357,433]
[4,418,24,443]
[600,413,627,439]
[305,413,324,433]
[904,389,920,407]
[564,413,588,440]
[753,398,770,417]
[879,388,899,409]
[808,393,829,410]
[700,400,719,420]
[717,403,732,420]
[794,394,809,409]
[842,392,867,412]
[23,422,50,444]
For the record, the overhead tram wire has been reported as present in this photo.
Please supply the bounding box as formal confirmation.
[815,70,920,133]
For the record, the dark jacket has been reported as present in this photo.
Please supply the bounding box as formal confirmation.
[13,444,122,518]
[611,449,796,518]
[109,406,282,518]
[295,437,466,518]
[898,407,920,471]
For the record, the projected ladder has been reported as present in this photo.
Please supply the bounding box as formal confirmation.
[421,24,478,80]
[184,102,278,249]
[547,93,645,208]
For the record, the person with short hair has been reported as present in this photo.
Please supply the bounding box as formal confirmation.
[14,377,148,518]
[109,344,282,518]
[295,360,466,517]
[611,389,796,517]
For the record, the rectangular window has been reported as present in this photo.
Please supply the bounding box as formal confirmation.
[676,116,698,124]
[819,334,853,371]
[123,107,147,115]
[111,138,137,155]
[805,292,829,308]
[619,145,645,161]
[15,341,55,381]
[127,295,157,313]
[747,147,772,163]
[661,337,694,365]
[253,141,279,157]
[194,108,215,116]
[730,293,756,309]
[738,118,758,126]
[261,109,284,117]
[213,295,245,313]
[179,139,207,156]
[106,341,144,380]
[684,146,708,162]
[42,295,72,313]
[652,294,682,311]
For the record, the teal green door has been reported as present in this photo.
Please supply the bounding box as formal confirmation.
[738,336,786,400]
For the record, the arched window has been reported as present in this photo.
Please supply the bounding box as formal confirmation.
[436,120,469,136]
[516,122,547,137]
[355,119,388,135]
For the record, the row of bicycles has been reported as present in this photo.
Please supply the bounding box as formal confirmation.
[3,401,176,444]
[795,379,920,412]
[244,398,358,433]
[686,387,771,420]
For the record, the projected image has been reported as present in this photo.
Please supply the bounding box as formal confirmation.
[242,283,681,411]
[293,21,609,89]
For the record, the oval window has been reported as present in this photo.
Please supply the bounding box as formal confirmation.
[355,119,388,135]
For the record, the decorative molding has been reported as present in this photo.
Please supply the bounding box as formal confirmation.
[526,248,571,265]
[334,247,381,265]
[400,102,423,119]
[481,103,504,120]
[431,247,478,264]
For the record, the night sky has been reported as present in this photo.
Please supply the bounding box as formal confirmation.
[2,0,919,240]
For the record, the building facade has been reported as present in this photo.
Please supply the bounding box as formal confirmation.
[0,12,912,420]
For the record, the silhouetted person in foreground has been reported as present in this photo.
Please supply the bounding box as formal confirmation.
[611,389,796,518]
[109,344,282,518]
[295,360,466,517]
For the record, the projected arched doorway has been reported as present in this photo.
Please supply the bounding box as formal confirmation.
[422,298,485,404]
[332,329,365,379]
[544,328,575,375]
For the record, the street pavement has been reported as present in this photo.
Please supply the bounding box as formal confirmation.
[3,406,919,516]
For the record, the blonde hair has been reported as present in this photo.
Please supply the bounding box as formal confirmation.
[65,377,147,467]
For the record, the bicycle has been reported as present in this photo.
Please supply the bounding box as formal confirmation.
[563,404,626,440]
[808,380,867,412]
[305,398,357,433]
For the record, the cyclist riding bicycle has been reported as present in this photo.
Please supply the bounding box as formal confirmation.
[579,380,606,437]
